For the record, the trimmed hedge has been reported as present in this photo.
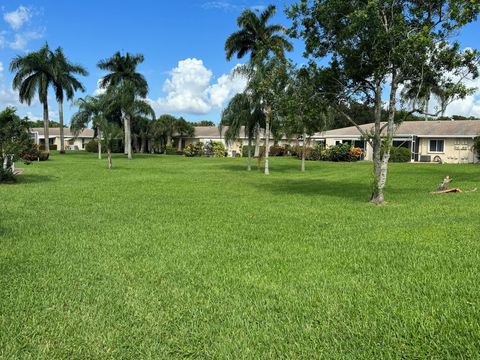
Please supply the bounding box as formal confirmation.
[389,147,412,162]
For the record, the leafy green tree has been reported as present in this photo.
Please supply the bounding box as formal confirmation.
[96,116,123,170]
[282,66,328,172]
[97,52,148,160]
[10,43,55,153]
[189,120,215,126]
[0,107,32,181]
[288,0,480,204]
[51,47,88,153]
[157,114,177,146]
[221,93,264,171]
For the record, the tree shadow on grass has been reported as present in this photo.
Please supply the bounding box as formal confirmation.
[218,162,302,174]
[253,178,372,202]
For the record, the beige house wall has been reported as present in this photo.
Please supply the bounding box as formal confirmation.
[418,137,477,164]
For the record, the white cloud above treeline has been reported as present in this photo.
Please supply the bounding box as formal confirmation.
[1,6,44,51]
[148,58,246,115]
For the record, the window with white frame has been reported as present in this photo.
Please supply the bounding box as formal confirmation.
[429,139,444,153]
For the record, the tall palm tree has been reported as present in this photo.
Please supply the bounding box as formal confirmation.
[97,52,148,160]
[225,5,293,62]
[225,5,292,175]
[51,47,88,153]
[10,43,55,152]
[221,93,264,171]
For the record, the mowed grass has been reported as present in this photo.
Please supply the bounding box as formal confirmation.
[1,152,480,359]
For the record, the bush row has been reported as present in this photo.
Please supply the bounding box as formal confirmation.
[184,141,226,157]
[85,140,124,154]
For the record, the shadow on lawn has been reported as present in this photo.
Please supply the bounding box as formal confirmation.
[253,178,372,202]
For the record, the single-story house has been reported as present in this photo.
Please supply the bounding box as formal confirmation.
[175,126,294,156]
[311,120,480,164]
[30,127,95,150]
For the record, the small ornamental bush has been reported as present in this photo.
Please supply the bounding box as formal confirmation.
[211,141,226,157]
[184,142,205,157]
[472,137,480,160]
[349,147,363,161]
[21,144,40,161]
[165,144,177,155]
[269,145,286,156]
[85,140,101,153]
[38,151,50,161]
[389,147,412,162]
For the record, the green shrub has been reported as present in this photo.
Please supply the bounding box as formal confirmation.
[389,147,412,162]
[39,144,57,151]
[269,145,286,156]
[184,142,204,157]
[473,137,480,161]
[38,151,49,161]
[211,141,226,157]
[21,144,40,161]
[85,140,102,153]
[165,144,177,155]
[0,168,16,183]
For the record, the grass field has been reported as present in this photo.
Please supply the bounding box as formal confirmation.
[1,152,480,358]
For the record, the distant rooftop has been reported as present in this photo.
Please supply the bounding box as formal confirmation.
[315,120,480,138]
[31,127,95,138]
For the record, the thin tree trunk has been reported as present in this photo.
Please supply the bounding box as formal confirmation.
[301,127,307,172]
[58,99,65,154]
[371,82,384,204]
[124,115,128,155]
[424,96,430,121]
[125,113,133,160]
[264,108,271,176]
[98,128,102,160]
[108,148,112,169]
[43,102,50,153]
[133,135,140,153]
[254,125,261,158]
[247,136,252,171]
[371,71,398,205]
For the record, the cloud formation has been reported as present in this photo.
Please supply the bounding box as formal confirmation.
[149,58,246,115]
[3,6,31,30]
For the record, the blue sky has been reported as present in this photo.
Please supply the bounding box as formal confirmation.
[0,1,479,125]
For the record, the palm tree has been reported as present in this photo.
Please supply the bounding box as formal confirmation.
[97,52,148,160]
[225,5,293,62]
[174,117,195,151]
[225,5,292,175]
[10,43,55,152]
[222,93,264,171]
[51,47,88,153]
[71,95,105,159]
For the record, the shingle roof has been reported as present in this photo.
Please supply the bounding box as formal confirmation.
[314,120,480,138]
[31,127,95,138]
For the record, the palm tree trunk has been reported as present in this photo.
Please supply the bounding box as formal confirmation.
[58,99,65,154]
[254,126,261,157]
[424,96,430,121]
[98,129,102,160]
[177,137,182,152]
[125,113,133,160]
[247,136,252,171]
[301,127,307,172]
[43,101,50,153]
[108,148,112,169]
[264,110,271,176]
[141,135,146,153]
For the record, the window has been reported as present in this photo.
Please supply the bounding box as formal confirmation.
[354,140,365,149]
[429,139,444,153]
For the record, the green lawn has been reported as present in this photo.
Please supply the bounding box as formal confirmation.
[1,153,480,359]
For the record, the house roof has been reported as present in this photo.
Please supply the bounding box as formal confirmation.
[31,127,95,138]
[314,120,480,138]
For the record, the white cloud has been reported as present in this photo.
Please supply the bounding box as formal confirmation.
[0,61,4,74]
[8,30,43,51]
[3,6,32,30]
[93,79,106,96]
[201,1,267,12]
[149,58,246,115]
